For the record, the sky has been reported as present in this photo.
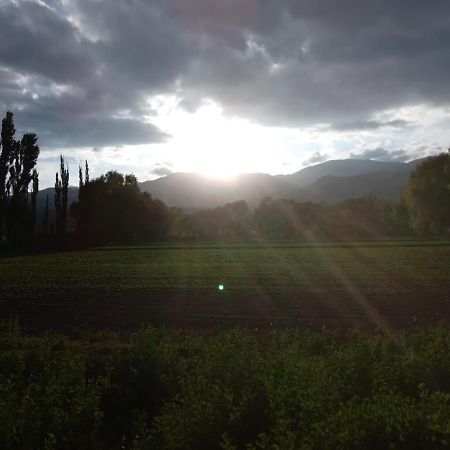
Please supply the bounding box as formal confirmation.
[1,0,450,188]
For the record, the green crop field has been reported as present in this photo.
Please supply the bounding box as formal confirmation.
[1,240,450,331]
[1,242,450,448]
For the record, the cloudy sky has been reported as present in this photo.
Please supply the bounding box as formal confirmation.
[1,0,450,187]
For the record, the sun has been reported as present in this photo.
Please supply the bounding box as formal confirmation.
[194,157,242,180]
[176,102,250,179]
[148,96,290,179]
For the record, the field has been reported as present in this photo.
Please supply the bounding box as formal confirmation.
[1,242,450,448]
[1,240,450,332]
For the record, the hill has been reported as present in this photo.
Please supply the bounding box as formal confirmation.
[139,172,297,208]
[296,170,411,203]
[279,158,421,187]
[139,158,425,208]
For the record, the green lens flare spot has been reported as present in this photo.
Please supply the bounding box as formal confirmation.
[218,284,224,291]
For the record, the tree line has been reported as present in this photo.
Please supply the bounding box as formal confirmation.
[168,153,450,240]
[0,112,170,248]
[1,110,449,249]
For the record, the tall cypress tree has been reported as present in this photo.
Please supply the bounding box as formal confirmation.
[55,155,69,236]
[79,164,83,193]
[0,112,15,240]
[5,132,40,242]
[30,169,39,233]
[55,171,61,233]
[8,134,40,198]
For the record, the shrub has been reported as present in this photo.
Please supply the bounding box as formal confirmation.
[0,326,449,449]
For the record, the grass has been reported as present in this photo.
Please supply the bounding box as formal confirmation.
[1,240,449,297]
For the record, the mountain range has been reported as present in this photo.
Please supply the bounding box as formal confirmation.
[36,158,426,211]
[139,158,425,208]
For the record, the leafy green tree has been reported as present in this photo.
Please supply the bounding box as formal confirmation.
[384,198,413,235]
[403,152,450,235]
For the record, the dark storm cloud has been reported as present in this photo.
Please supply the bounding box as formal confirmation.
[332,119,412,132]
[13,108,168,148]
[0,1,95,84]
[0,0,166,148]
[1,0,450,149]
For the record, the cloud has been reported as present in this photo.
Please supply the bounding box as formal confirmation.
[150,162,173,177]
[303,152,329,166]
[349,148,412,162]
[332,119,412,132]
[176,0,450,126]
[0,0,167,148]
[2,0,450,152]
[0,1,96,85]
[151,167,173,177]
[19,112,169,148]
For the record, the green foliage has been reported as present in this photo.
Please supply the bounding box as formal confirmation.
[0,334,102,449]
[403,152,450,235]
[150,331,267,449]
[0,326,450,449]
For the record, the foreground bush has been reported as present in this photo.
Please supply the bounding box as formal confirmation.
[0,324,449,449]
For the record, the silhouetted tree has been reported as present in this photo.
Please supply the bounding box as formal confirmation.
[402,151,450,235]
[55,155,69,236]
[4,130,40,243]
[0,112,15,240]
[71,170,170,244]
[78,164,83,193]
[30,169,39,231]
[78,159,89,194]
